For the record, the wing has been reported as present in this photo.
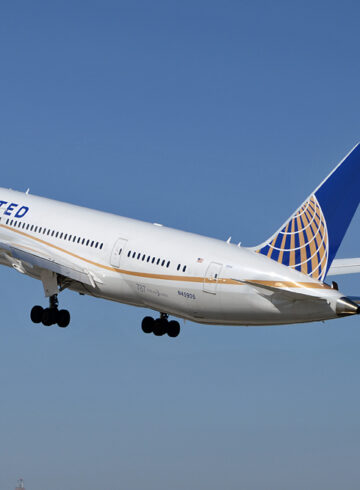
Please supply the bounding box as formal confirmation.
[327,258,360,276]
[0,238,102,288]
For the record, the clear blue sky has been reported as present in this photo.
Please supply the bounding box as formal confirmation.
[1,1,360,489]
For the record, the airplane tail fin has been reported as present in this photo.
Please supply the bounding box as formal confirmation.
[254,143,360,281]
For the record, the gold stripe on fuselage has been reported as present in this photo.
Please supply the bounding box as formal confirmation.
[0,224,331,290]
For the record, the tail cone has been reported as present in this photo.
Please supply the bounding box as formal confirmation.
[336,297,360,317]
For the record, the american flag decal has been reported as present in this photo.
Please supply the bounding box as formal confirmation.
[256,194,329,281]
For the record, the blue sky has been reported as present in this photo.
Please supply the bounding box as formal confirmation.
[1,1,360,489]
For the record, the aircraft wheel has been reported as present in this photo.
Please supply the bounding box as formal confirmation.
[142,316,154,334]
[42,308,57,326]
[167,320,180,338]
[30,305,44,324]
[57,309,71,328]
[153,318,166,336]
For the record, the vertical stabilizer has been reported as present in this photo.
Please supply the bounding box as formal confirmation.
[254,143,360,281]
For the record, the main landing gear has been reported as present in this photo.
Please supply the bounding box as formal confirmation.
[30,294,71,328]
[141,313,180,338]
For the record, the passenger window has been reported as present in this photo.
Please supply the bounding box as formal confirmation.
[152,257,155,263]
[147,256,150,262]
[167,261,170,268]
[127,250,131,257]
[177,264,180,271]
[161,259,165,266]
[10,220,13,226]
[38,227,42,233]
[77,237,81,243]
[91,240,94,247]
[64,234,68,240]
[132,252,136,258]
[100,243,103,250]
[156,258,160,265]
[183,265,186,272]
[82,238,85,245]
[43,228,46,234]
[47,230,51,235]
[137,253,141,259]
[73,236,76,242]
[86,239,90,246]
[51,230,55,237]
[55,232,59,238]
[69,235,72,241]
[22,223,26,229]
[142,254,146,261]
[34,226,38,232]
[30,225,34,231]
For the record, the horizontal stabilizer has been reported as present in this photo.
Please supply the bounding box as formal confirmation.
[349,296,360,304]
[327,258,360,276]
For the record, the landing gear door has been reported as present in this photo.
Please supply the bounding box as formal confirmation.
[110,238,128,268]
[203,262,222,294]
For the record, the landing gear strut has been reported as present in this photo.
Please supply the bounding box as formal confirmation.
[141,313,180,338]
[30,294,71,328]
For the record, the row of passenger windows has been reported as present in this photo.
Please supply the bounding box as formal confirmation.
[6,218,104,250]
[127,250,187,272]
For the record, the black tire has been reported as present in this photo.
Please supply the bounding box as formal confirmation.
[167,320,180,338]
[153,318,166,336]
[42,308,56,326]
[142,316,154,334]
[57,309,70,328]
[30,305,44,324]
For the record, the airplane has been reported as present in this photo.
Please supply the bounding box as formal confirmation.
[0,143,360,338]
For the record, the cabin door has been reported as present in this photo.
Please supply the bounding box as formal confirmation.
[110,238,128,268]
[203,262,222,294]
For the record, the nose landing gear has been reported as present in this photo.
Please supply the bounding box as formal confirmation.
[141,313,180,338]
[30,294,71,328]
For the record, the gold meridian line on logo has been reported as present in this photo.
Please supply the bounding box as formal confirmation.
[296,214,308,274]
[312,211,326,261]
[267,234,278,258]
[288,218,296,267]
[310,203,328,277]
[299,205,312,263]
[303,206,319,276]
[277,221,290,263]
[295,204,311,233]
[311,204,327,276]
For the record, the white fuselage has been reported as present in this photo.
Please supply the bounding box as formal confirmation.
[0,188,346,326]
